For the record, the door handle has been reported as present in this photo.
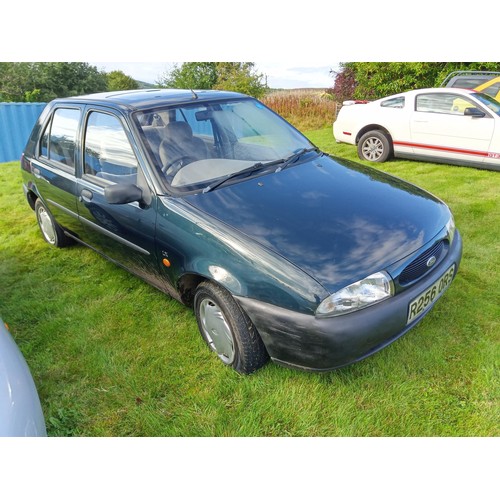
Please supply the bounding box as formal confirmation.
[79,189,93,202]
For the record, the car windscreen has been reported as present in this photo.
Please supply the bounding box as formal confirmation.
[472,92,500,116]
[135,98,314,193]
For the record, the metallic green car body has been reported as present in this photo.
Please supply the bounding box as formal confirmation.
[20,89,462,372]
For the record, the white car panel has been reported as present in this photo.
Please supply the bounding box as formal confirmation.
[0,320,47,437]
[333,87,500,171]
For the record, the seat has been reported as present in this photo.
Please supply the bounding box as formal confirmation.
[158,121,208,172]
[142,126,163,164]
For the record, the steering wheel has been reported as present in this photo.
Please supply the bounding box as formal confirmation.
[161,155,197,178]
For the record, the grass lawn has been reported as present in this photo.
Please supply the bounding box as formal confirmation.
[0,130,498,437]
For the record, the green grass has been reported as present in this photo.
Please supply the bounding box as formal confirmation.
[0,135,498,436]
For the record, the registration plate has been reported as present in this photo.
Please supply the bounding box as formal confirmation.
[407,264,456,324]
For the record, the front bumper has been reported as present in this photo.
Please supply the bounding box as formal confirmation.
[237,230,462,372]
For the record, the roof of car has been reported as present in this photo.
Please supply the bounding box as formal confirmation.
[64,88,248,110]
[409,87,477,94]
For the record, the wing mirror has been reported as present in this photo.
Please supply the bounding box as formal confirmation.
[464,107,486,118]
[104,183,143,204]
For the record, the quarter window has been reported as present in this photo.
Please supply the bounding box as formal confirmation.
[381,97,405,108]
[84,112,138,184]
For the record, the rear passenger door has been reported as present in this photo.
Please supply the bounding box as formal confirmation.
[29,106,82,235]
[76,107,162,283]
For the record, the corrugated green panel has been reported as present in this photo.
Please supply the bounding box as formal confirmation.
[0,103,46,163]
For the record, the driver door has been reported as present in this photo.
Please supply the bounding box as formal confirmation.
[410,92,494,165]
[76,108,163,284]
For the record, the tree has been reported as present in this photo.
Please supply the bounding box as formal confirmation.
[0,62,34,101]
[0,62,108,102]
[157,62,268,98]
[213,62,267,98]
[107,70,139,91]
[34,62,108,101]
[330,62,500,101]
[157,62,218,90]
[329,65,357,103]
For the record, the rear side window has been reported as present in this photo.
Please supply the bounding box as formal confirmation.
[449,77,491,89]
[381,97,405,108]
[40,108,81,169]
[83,111,138,184]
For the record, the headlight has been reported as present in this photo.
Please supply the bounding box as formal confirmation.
[445,215,456,245]
[316,271,394,318]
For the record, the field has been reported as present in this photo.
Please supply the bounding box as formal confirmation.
[0,127,498,438]
[262,89,339,129]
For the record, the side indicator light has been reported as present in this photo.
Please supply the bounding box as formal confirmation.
[162,258,171,268]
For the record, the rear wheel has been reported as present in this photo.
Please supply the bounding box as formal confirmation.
[194,281,268,374]
[35,199,73,248]
[357,130,393,162]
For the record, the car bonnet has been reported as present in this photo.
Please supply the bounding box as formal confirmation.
[184,154,451,292]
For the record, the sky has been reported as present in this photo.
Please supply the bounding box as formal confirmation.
[89,62,337,89]
[7,3,495,91]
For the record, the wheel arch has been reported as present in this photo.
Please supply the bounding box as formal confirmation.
[176,266,243,308]
[356,124,393,145]
[26,190,38,210]
[177,273,206,307]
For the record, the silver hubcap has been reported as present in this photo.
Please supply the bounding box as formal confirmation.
[199,298,235,364]
[37,206,56,244]
[362,137,384,161]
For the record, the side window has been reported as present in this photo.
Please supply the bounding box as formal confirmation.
[84,112,138,184]
[449,77,485,89]
[40,108,80,168]
[416,93,481,115]
[381,97,405,108]
[40,123,49,157]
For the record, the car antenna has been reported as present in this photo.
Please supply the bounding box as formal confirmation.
[190,89,198,99]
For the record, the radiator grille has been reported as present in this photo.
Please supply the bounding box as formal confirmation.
[399,240,445,285]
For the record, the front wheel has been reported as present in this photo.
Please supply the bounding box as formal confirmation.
[194,281,269,374]
[357,130,393,162]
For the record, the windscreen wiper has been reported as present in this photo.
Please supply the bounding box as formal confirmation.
[274,147,320,173]
[202,147,320,193]
[202,162,273,193]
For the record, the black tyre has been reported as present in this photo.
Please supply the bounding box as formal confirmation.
[194,281,269,374]
[357,130,393,162]
[35,198,73,248]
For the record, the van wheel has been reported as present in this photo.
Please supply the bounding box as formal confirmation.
[194,281,269,374]
[358,130,393,162]
[35,199,73,248]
